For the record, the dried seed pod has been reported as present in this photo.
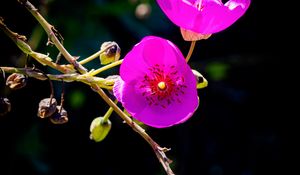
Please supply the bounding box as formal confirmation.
[37,98,57,118]
[100,41,121,65]
[49,106,68,124]
[0,97,11,116]
[6,73,27,90]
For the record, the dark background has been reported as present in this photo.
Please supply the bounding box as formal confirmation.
[0,0,287,175]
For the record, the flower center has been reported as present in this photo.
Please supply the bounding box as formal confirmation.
[194,0,203,11]
[138,64,187,109]
[157,81,167,91]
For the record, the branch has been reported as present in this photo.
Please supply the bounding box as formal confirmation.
[0,19,73,73]
[79,42,118,65]
[0,67,113,89]
[90,59,123,76]
[2,2,176,174]
[17,0,88,74]
[90,85,175,175]
[0,65,174,174]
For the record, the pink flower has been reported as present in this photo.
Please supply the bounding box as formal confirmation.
[156,0,251,35]
[113,36,199,128]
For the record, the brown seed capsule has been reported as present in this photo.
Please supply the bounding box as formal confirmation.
[49,106,68,124]
[6,73,27,90]
[0,97,11,116]
[37,98,57,118]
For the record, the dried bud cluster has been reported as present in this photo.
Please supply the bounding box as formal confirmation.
[49,106,68,124]
[0,97,11,116]
[37,98,69,124]
[6,73,27,90]
[37,98,57,118]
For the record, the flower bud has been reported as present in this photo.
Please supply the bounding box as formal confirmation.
[6,73,27,90]
[100,42,120,65]
[105,75,120,86]
[0,97,11,116]
[135,3,151,19]
[89,117,112,142]
[49,106,68,124]
[37,98,57,118]
[192,69,208,89]
[180,28,211,41]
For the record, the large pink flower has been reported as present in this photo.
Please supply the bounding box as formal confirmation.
[156,0,251,34]
[113,36,199,128]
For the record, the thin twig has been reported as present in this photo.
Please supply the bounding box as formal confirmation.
[0,19,73,73]
[17,0,88,74]
[0,67,112,89]
[90,59,123,76]
[59,80,64,113]
[2,2,176,173]
[91,85,175,175]
[79,42,118,65]
[185,41,196,62]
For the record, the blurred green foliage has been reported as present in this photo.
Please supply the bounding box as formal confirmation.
[68,89,86,109]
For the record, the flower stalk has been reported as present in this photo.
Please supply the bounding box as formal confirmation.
[185,41,196,62]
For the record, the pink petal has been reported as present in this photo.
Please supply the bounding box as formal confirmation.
[112,77,125,103]
[113,77,148,115]
[156,0,251,34]
[120,36,186,82]
[134,67,199,128]
[115,36,199,128]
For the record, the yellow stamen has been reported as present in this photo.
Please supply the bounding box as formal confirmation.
[157,81,167,90]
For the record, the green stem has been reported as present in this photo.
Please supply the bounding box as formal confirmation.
[102,100,118,123]
[91,84,174,175]
[90,59,123,76]
[79,50,102,65]
[79,42,117,65]
[0,66,114,90]
[185,41,196,62]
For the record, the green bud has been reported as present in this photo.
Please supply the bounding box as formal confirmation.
[16,37,33,54]
[104,75,120,86]
[89,117,112,142]
[30,52,53,66]
[192,69,208,89]
[99,41,120,65]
